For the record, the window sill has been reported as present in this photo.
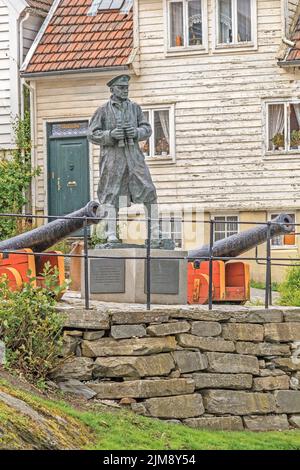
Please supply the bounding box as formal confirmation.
[271,246,298,251]
[146,156,175,166]
[165,47,208,57]
[264,151,300,161]
[213,42,257,54]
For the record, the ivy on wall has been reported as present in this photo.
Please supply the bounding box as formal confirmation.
[0,111,40,241]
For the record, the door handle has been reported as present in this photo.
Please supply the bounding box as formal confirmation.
[57,177,61,192]
[67,181,77,188]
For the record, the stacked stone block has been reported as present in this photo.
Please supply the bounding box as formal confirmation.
[52,306,300,431]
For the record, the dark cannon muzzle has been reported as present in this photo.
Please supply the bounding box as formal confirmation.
[188,213,294,260]
[0,201,101,253]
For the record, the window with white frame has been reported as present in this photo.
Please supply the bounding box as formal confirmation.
[271,213,296,248]
[213,215,239,242]
[167,0,205,49]
[159,214,183,248]
[140,107,174,159]
[267,101,300,153]
[216,0,255,46]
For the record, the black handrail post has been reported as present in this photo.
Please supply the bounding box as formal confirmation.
[209,220,214,311]
[146,216,151,311]
[269,222,273,306]
[83,216,90,310]
[265,222,271,310]
[269,249,273,306]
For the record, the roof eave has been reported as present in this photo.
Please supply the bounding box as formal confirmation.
[277,59,300,67]
[21,64,131,79]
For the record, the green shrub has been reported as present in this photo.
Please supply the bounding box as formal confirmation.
[279,264,300,306]
[0,265,66,381]
[0,156,34,239]
[0,112,40,240]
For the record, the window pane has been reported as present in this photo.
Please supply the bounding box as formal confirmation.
[170,2,184,47]
[140,111,150,156]
[237,0,252,42]
[227,216,238,236]
[268,104,285,151]
[154,110,170,156]
[218,0,232,44]
[160,216,182,247]
[283,233,296,245]
[172,216,182,248]
[143,110,150,122]
[271,214,296,246]
[214,215,238,241]
[159,217,171,239]
[188,0,202,46]
[51,121,88,137]
[214,216,226,241]
[215,231,225,241]
[289,104,300,150]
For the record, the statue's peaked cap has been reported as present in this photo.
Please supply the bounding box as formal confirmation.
[107,75,131,87]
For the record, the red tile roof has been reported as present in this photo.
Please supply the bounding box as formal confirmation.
[26,0,54,16]
[24,0,133,75]
[282,16,300,64]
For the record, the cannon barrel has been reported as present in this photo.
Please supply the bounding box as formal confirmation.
[188,213,294,260]
[0,201,101,253]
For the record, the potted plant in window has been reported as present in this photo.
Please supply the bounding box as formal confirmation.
[271,132,284,151]
[155,137,169,156]
[290,130,300,150]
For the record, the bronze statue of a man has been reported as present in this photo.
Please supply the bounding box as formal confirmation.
[88,75,159,243]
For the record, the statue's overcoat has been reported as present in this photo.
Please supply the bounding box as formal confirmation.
[88,97,157,207]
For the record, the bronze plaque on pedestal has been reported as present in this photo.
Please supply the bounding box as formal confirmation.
[90,259,125,294]
[145,259,179,295]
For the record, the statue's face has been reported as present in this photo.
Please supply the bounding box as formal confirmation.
[111,84,129,101]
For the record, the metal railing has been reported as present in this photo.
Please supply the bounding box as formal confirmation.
[0,212,299,311]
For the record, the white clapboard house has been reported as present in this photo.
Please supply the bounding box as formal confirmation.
[20,0,300,281]
[0,0,54,151]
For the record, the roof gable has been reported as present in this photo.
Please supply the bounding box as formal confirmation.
[22,0,133,75]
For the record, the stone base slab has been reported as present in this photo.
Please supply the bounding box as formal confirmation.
[82,248,187,305]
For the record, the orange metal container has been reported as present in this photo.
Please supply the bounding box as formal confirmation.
[187,260,250,305]
[0,249,65,297]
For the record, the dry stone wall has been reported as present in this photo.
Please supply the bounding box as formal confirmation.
[52,306,300,431]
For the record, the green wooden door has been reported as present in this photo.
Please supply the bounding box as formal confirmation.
[48,122,90,218]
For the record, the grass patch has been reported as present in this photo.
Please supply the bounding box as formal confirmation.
[250,280,280,292]
[246,299,264,307]
[73,407,300,450]
[1,379,300,450]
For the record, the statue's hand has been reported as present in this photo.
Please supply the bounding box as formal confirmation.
[110,128,125,141]
[125,126,138,139]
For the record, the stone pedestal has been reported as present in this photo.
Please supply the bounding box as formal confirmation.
[81,248,187,304]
